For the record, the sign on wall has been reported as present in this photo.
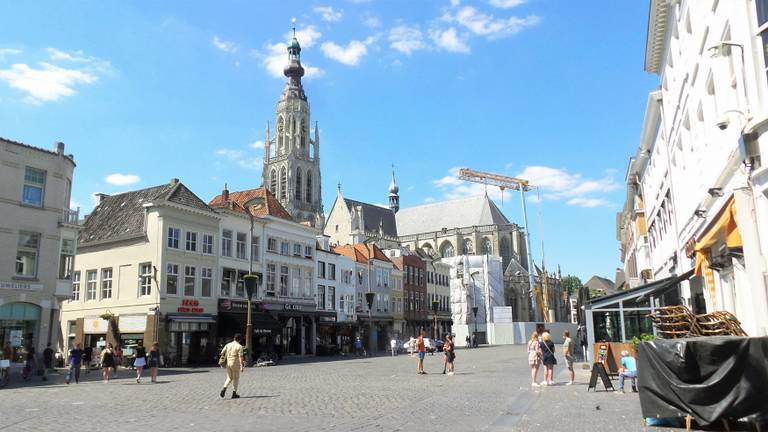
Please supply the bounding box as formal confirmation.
[177,299,204,313]
[118,315,147,332]
[0,281,43,291]
[493,306,513,323]
[84,318,108,334]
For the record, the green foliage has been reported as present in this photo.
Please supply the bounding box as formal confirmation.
[588,288,606,299]
[561,275,583,296]
[630,333,656,350]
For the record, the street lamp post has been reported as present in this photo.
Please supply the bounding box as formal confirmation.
[242,197,265,366]
[471,305,479,348]
[432,300,439,340]
[365,292,376,354]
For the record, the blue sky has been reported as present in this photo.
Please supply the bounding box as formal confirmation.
[0,1,658,282]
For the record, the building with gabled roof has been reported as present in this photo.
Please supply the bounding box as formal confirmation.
[324,188,400,249]
[61,178,222,364]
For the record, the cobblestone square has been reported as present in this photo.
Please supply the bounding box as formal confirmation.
[0,346,659,432]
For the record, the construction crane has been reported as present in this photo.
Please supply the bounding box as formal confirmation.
[457,168,550,322]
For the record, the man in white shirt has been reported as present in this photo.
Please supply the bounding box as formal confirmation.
[390,338,397,356]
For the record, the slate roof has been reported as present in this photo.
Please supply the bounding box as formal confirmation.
[209,187,293,222]
[79,182,213,246]
[332,243,392,264]
[584,275,616,294]
[344,198,398,237]
[395,195,511,236]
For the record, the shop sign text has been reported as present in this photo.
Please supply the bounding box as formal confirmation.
[177,299,204,313]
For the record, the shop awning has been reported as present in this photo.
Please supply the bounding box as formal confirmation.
[166,314,216,324]
[694,196,743,276]
[586,270,694,310]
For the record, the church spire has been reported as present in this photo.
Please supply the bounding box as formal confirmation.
[282,18,306,101]
[389,165,400,214]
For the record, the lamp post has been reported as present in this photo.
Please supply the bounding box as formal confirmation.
[365,292,376,353]
[242,197,265,366]
[471,305,479,348]
[432,300,439,340]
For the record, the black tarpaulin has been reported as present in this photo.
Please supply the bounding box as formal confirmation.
[637,336,768,427]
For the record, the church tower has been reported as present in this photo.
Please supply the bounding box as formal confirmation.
[263,22,324,227]
[389,167,399,213]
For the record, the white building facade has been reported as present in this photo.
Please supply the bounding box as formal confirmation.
[1,138,79,362]
[622,0,768,336]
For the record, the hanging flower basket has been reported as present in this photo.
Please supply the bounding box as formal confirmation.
[99,312,115,321]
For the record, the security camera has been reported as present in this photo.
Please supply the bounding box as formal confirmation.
[717,114,730,130]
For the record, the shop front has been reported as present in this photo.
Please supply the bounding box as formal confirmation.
[0,302,41,363]
[82,317,109,349]
[217,299,282,361]
[165,298,216,366]
[262,301,317,356]
[316,312,338,356]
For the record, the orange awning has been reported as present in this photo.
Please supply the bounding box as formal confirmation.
[694,196,742,277]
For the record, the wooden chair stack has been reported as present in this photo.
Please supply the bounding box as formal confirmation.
[648,305,747,338]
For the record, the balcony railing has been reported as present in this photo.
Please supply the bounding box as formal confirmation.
[60,208,80,225]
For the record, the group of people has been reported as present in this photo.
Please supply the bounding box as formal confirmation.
[66,340,161,384]
[413,329,456,376]
[527,329,575,387]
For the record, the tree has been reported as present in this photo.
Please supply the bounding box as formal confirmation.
[561,275,583,296]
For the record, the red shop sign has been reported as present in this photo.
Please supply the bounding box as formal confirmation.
[177,298,204,313]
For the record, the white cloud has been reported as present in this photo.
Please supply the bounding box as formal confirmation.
[105,173,140,186]
[429,27,470,53]
[257,26,324,78]
[432,165,619,208]
[314,6,343,22]
[389,25,426,55]
[321,38,373,66]
[450,6,539,39]
[0,48,22,60]
[488,0,526,8]
[362,14,382,29]
[215,148,261,170]
[212,36,238,54]
[566,197,609,208]
[424,197,436,203]
[0,48,112,104]
[250,140,264,149]
[0,63,97,104]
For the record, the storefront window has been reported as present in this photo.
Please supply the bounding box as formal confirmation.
[623,310,654,341]
[593,310,621,342]
[0,302,41,362]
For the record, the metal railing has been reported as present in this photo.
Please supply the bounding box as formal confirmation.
[61,207,79,225]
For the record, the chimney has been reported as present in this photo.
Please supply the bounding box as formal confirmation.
[54,141,65,155]
[222,183,229,201]
[94,193,110,203]
[169,178,179,185]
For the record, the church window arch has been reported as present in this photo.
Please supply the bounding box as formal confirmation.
[279,167,287,199]
[462,238,473,255]
[306,170,313,203]
[481,237,493,255]
[270,169,277,194]
[277,116,285,156]
[295,169,302,202]
[500,236,511,263]
[421,242,434,256]
[299,118,307,156]
[439,241,455,258]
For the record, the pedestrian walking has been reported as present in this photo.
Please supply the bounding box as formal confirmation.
[465,335,470,349]
[133,341,147,383]
[22,345,36,381]
[354,337,364,358]
[390,338,397,356]
[219,334,245,399]
[563,330,575,385]
[113,345,122,378]
[408,336,416,356]
[539,332,557,386]
[416,328,427,375]
[148,342,161,383]
[443,335,456,375]
[66,343,83,384]
[527,331,542,387]
[42,343,54,381]
[82,345,93,374]
[101,343,116,383]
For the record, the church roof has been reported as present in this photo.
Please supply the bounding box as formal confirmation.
[80,181,214,246]
[209,187,294,222]
[344,198,398,237]
[395,195,511,236]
